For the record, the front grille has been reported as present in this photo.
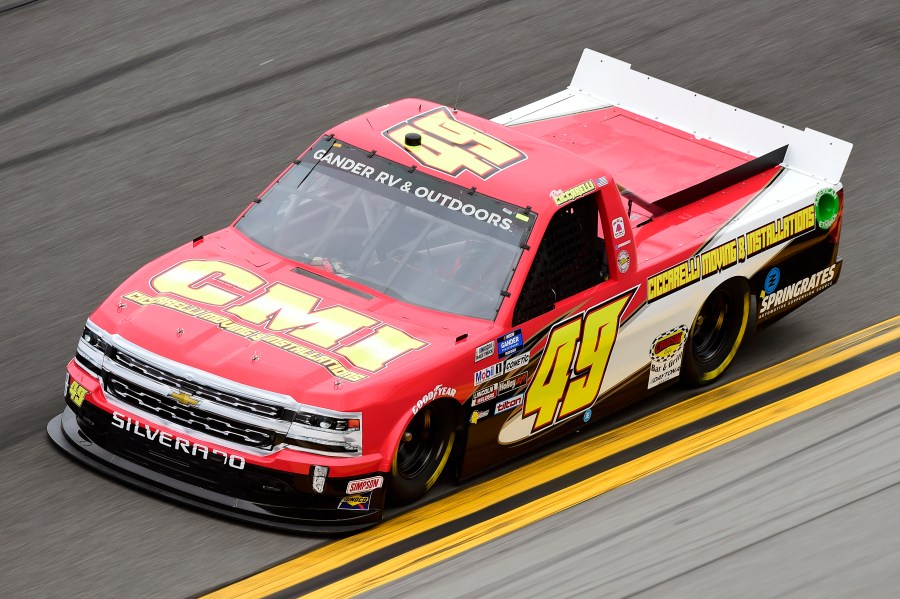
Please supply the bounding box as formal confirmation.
[110,350,282,419]
[98,342,295,453]
[106,374,275,448]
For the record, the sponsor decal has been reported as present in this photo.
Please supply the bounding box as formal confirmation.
[583,408,592,423]
[497,372,528,395]
[617,250,631,273]
[648,325,688,389]
[815,188,840,229]
[596,176,609,187]
[495,393,524,415]
[67,380,88,407]
[470,409,490,424]
[111,412,246,470]
[647,205,816,302]
[550,179,596,206]
[615,239,632,250]
[472,384,498,406]
[496,329,523,358]
[517,290,634,436]
[612,217,626,239]
[474,363,503,385]
[412,384,457,415]
[338,493,371,511]
[475,341,494,362]
[759,263,838,319]
[504,352,530,374]
[763,267,781,294]
[129,260,429,381]
[346,476,384,494]
[383,106,526,179]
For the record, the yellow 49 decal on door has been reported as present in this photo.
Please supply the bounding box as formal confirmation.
[499,290,634,443]
[383,107,526,179]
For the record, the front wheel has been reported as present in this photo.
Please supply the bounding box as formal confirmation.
[389,402,456,505]
[681,278,753,386]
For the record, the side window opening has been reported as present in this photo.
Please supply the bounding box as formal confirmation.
[513,196,607,325]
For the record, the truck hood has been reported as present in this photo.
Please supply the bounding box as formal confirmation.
[90,228,489,407]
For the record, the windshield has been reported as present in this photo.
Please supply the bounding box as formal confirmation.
[236,138,534,320]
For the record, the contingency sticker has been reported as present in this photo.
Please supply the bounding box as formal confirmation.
[648,325,688,389]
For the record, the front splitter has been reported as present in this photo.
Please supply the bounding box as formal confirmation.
[47,407,382,534]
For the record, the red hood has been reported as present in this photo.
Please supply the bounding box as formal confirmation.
[90,227,490,409]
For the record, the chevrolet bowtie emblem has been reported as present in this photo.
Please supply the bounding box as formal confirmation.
[169,390,200,406]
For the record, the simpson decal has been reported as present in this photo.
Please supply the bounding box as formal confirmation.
[648,325,688,389]
[346,476,384,494]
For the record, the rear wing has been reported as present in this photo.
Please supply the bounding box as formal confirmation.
[493,49,852,185]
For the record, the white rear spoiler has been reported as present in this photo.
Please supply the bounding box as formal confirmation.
[493,49,852,184]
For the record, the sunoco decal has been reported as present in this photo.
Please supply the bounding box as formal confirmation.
[648,325,688,389]
[338,493,371,511]
[759,263,838,320]
[647,205,816,302]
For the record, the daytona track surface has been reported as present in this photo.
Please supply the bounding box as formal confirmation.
[1,1,898,597]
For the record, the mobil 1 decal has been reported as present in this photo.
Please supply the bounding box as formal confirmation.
[498,288,637,444]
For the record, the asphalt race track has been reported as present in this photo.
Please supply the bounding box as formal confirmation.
[1,1,898,597]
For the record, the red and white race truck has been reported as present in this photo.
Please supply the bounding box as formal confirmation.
[50,50,851,531]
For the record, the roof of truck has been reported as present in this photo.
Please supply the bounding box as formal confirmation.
[328,98,609,214]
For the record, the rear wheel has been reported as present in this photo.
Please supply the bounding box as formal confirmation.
[682,279,753,386]
[389,402,456,504]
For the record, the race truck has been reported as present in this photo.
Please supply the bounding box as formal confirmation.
[49,50,852,531]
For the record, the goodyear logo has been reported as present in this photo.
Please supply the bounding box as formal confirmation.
[338,493,371,511]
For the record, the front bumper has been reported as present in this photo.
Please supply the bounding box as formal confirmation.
[48,401,386,533]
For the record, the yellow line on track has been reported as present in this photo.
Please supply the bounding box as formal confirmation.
[308,353,900,598]
[203,315,900,599]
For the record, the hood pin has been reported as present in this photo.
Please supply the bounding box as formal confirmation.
[251,353,259,363]
[176,327,184,337]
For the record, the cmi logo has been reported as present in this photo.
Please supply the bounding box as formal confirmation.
[383,107,526,179]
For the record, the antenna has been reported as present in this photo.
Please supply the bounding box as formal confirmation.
[365,117,374,131]
[453,81,462,113]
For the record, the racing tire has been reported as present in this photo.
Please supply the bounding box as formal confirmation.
[389,402,456,505]
[681,278,753,386]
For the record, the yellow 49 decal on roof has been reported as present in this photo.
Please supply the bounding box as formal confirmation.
[384,107,526,179]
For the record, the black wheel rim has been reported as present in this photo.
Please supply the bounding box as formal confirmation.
[692,290,730,363]
[396,408,444,480]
